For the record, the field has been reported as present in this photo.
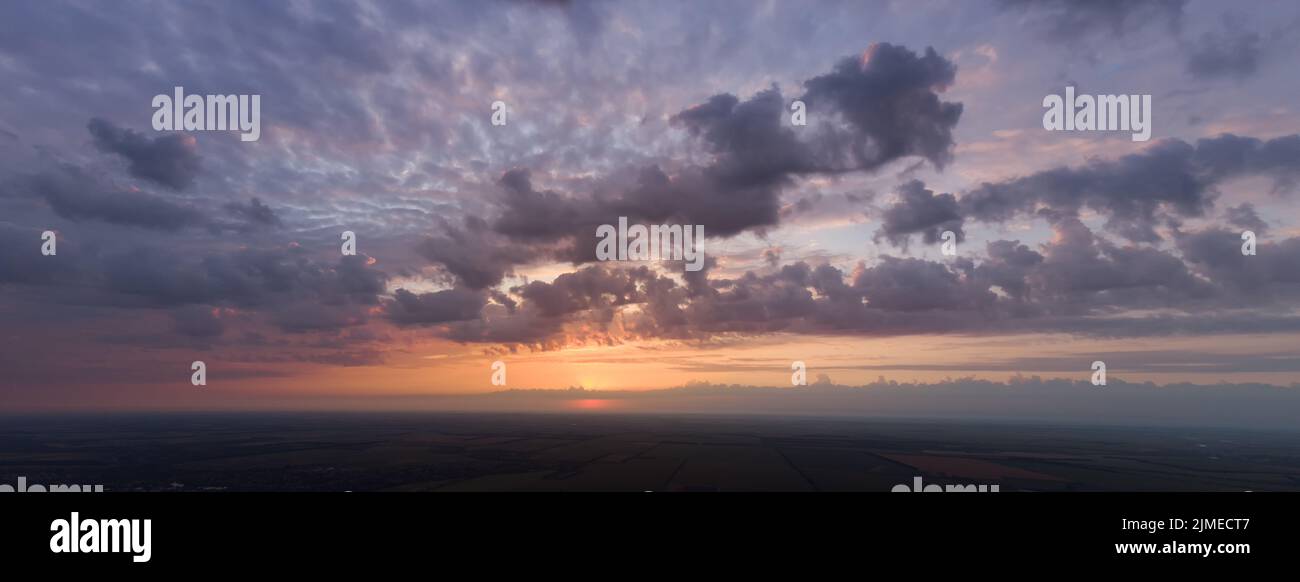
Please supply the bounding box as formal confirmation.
[2,413,1298,492]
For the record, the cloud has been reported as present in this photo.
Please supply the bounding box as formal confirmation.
[0,0,1297,399]
[1223,202,1267,235]
[517,265,658,318]
[418,46,964,285]
[425,211,1300,350]
[799,43,963,171]
[0,223,79,285]
[170,305,225,338]
[21,164,208,230]
[223,197,282,229]
[961,134,1300,242]
[87,118,201,190]
[1185,17,1263,80]
[1176,227,1300,301]
[417,215,550,289]
[429,264,678,347]
[1029,216,1213,308]
[671,43,964,186]
[762,247,781,267]
[93,247,388,333]
[999,0,1186,44]
[972,239,1042,302]
[386,287,488,326]
[875,179,964,248]
[670,88,817,187]
[853,255,992,312]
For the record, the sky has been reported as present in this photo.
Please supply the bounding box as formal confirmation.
[1,0,1299,415]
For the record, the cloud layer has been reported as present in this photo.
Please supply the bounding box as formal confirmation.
[0,0,1297,408]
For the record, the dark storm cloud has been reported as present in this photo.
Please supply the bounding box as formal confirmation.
[94,247,387,333]
[111,249,277,301]
[1193,133,1300,189]
[961,134,1300,242]
[1029,216,1213,308]
[19,164,208,231]
[799,43,963,171]
[1176,228,1300,301]
[875,179,964,248]
[606,164,785,238]
[657,43,965,191]
[684,265,819,332]
[492,168,585,242]
[441,305,565,347]
[853,256,992,312]
[670,88,817,186]
[1185,18,1262,80]
[417,215,550,290]
[963,139,1206,243]
[517,265,657,318]
[87,118,201,190]
[972,240,1043,301]
[644,255,994,338]
[385,287,489,326]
